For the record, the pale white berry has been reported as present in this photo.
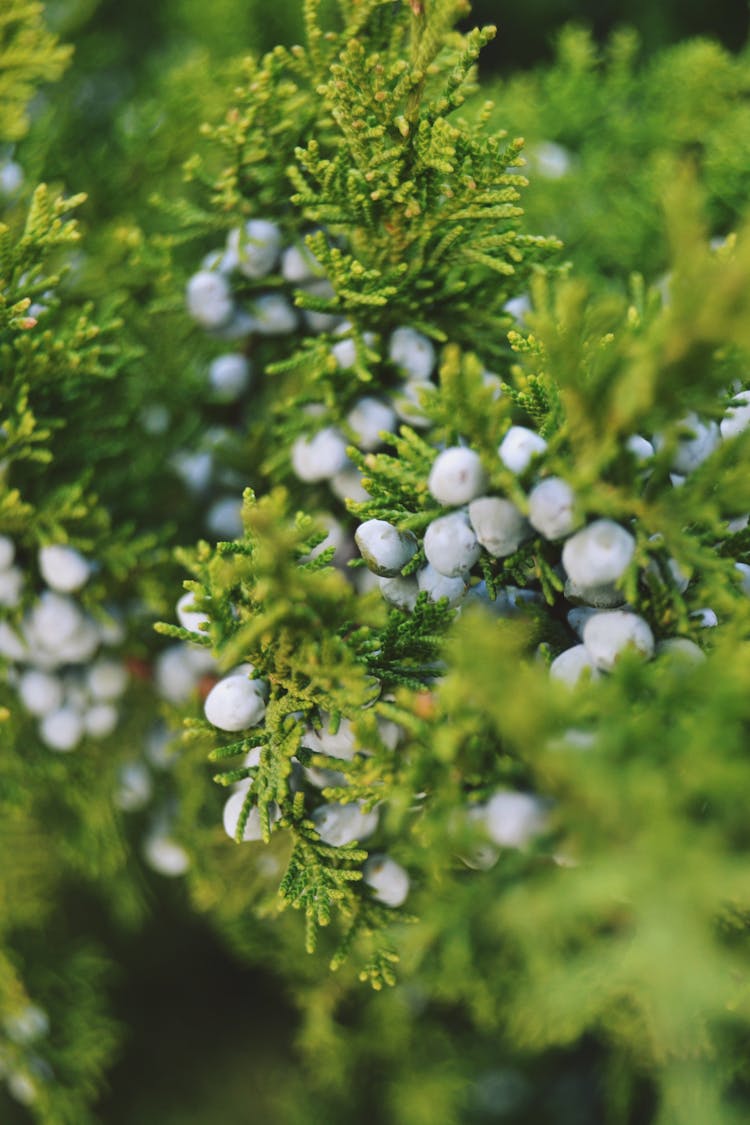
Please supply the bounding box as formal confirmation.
[208,354,251,401]
[224,787,281,841]
[330,466,370,504]
[562,519,635,588]
[736,562,750,595]
[0,565,23,606]
[363,854,410,907]
[503,294,531,323]
[143,834,190,877]
[4,1004,49,1044]
[389,326,436,381]
[53,619,100,665]
[417,563,466,606]
[530,141,572,179]
[0,622,26,661]
[346,397,396,451]
[497,426,547,473]
[424,512,481,577]
[155,644,199,704]
[312,801,378,847]
[212,309,256,340]
[114,761,153,809]
[186,270,234,329]
[666,413,720,474]
[645,554,690,594]
[304,715,356,761]
[428,447,488,506]
[291,428,349,482]
[301,278,340,333]
[38,545,90,592]
[227,219,282,279]
[206,496,244,539]
[7,1072,37,1106]
[171,449,213,493]
[527,478,579,540]
[563,577,626,609]
[252,293,298,335]
[18,670,63,717]
[549,644,600,686]
[354,519,418,577]
[468,497,528,558]
[0,535,15,569]
[655,637,705,664]
[582,610,655,671]
[84,703,119,739]
[204,674,266,732]
[458,805,500,870]
[485,791,548,848]
[39,707,84,752]
[0,160,24,197]
[331,322,377,370]
[86,659,128,700]
[26,592,85,649]
[305,515,353,566]
[567,606,603,637]
[721,392,750,439]
[691,607,718,628]
[176,592,210,636]
[281,242,320,283]
[626,434,654,461]
[392,380,433,427]
[378,574,420,612]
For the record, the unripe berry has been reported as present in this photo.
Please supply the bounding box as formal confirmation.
[222,789,280,842]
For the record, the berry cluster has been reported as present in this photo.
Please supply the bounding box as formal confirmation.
[0,540,128,752]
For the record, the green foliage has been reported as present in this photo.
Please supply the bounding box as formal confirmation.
[0,0,70,143]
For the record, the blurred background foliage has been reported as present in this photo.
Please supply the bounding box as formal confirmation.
[3,1,750,1122]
